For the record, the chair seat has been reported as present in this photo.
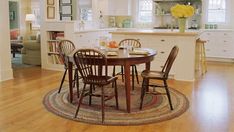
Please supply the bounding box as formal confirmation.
[85,76,118,85]
[141,70,166,80]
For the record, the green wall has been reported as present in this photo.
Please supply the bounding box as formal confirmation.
[9,1,19,29]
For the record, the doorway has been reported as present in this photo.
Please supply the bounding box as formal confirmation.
[9,0,41,69]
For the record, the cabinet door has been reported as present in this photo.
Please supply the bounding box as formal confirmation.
[98,0,131,16]
[200,31,219,57]
[200,31,234,58]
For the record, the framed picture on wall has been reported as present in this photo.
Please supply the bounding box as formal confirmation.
[47,6,55,19]
[47,0,54,5]
[61,5,72,15]
[61,0,71,4]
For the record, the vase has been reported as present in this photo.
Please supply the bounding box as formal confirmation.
[178,18,186,33]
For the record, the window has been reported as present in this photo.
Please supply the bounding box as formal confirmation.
[138,0,153,23]
[207,0,226,23]
[80,8,92,21]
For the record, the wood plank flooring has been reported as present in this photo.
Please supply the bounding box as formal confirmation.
[0,62,234,132]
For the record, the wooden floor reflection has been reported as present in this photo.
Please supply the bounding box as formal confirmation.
[0,61,234,132]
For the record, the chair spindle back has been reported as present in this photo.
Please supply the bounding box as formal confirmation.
[119,39,141,48]
[73,49,108,84]
[162,46,179,78]
[58,40,76,67]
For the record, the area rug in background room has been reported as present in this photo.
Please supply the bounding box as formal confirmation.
[43,82,189,125]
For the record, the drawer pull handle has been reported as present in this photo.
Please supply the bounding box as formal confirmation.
[161,39,165,42]
[160,51,165,54]
[160,66,164,68]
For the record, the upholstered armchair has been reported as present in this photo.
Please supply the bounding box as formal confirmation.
[21,33,41,65]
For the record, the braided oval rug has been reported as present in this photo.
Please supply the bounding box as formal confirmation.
[43,82,189,125]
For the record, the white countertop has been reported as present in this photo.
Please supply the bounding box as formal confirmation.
[74,28,117,33]
[111,28,199,36]
[73,27,234,34]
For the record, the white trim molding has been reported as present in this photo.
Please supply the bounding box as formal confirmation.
[0,69,13,82]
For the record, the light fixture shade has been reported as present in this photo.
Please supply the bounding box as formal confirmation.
[25,14,36,21]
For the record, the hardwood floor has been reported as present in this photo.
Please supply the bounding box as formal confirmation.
[0,62,234,132]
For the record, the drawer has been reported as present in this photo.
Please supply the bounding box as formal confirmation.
[151,59,165,71]
[216,48,234,58]
[155,50,169,60]
[205,48,218,57]
[217,32,234,38]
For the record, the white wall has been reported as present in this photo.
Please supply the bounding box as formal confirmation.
[0,0,13,81]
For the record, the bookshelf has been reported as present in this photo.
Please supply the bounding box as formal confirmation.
[47,31,65,65]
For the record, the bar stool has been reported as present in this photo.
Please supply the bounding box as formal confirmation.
[195,38,207,75]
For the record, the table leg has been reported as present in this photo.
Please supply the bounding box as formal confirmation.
[124,62,131,113]
[145,62,151,92]
[68,61,73,103]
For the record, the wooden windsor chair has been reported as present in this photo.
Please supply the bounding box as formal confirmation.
[140,46,179,110]
[57,40,80,97]
[73,49,119,123]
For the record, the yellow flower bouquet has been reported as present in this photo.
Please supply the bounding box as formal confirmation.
[171,4,195,18]
[170,4,195,32]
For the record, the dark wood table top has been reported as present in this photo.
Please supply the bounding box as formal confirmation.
[68,48,157,61]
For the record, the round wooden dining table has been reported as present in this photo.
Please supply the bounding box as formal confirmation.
[67,48,157,113]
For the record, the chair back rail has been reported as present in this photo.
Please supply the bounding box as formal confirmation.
[119,39,141,48]
[58,40,76,67]
[162,46,179,78]
[73,49,108,84]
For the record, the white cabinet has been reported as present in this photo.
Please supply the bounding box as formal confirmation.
[112,34,177,75]
[112,33,197,81]
[97,0,132,16]
[74,30,112,48]
[199,30,234,59]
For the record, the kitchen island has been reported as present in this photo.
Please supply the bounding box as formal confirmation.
[111,29,199,81]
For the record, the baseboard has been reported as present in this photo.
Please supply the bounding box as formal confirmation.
[0,68,13,82]
[206,57,234,63]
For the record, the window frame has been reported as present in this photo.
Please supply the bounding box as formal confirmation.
[137,0,153,23]
[207,0,227,23]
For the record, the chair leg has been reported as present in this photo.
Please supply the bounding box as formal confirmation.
[101,86,105,123]
[201,44,207,75]
[114,80,119,109]
[163,80,173,110]
[74,83,87,118]
[58,69,67,93]
[132,66,135,90]
[89,84,93,106]
[112,66,116,88]
[134,65,139,84]
[121,66,124,82]
[75,70,79,98]
[140,78,147,110]
[112,66,116,76]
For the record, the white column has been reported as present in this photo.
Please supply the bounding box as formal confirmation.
[0,0,13,81]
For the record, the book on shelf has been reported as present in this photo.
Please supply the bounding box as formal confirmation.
[48,31,64,40]
[48,41,59,53]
